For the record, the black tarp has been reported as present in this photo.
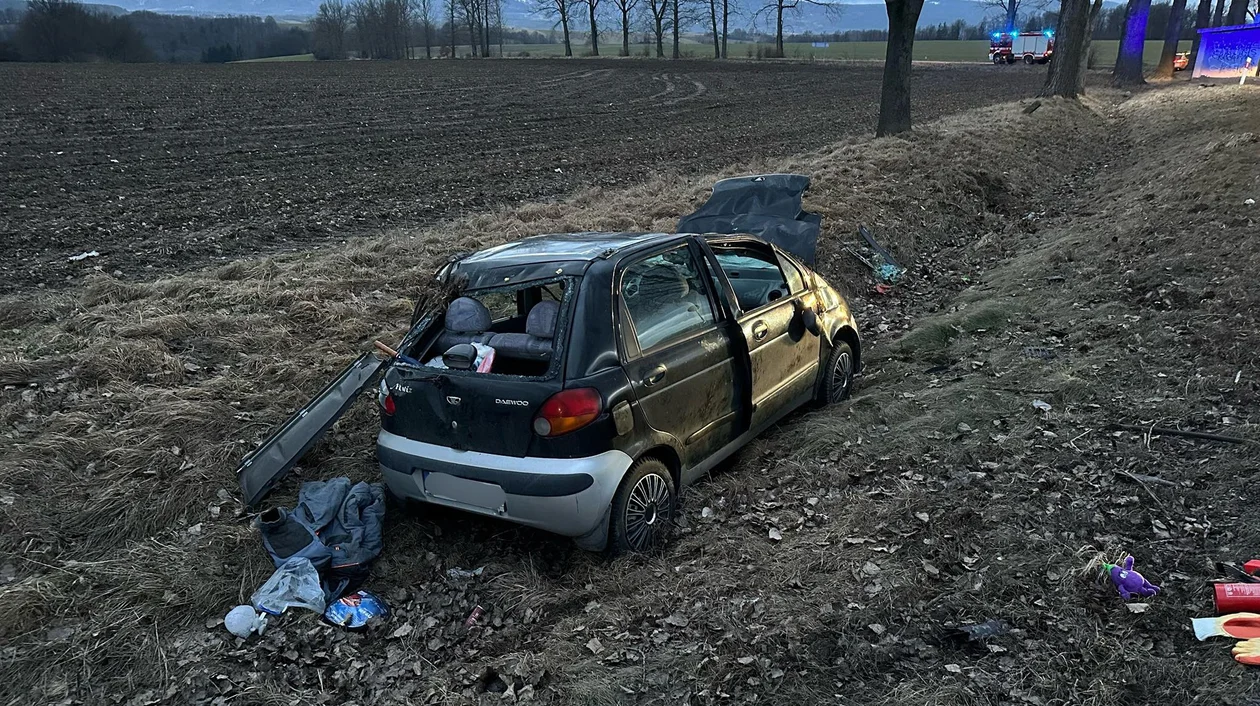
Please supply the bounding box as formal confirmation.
[677,173,822,265]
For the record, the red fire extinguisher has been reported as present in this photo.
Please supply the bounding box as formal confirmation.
[1215,560,1260,614]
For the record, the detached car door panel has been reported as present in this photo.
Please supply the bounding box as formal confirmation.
[619,244,742,467]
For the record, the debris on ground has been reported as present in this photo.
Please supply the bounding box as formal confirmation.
[323,590,390,630]
[251,557,326,616]
[67,250,99,262]
[945,618,1011,643]
[223,605,267,639]
[446,566,486,580]
[1105,556,1160,601]
[1192,613,1260,640]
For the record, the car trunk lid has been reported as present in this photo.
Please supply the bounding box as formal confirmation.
[382,366,559,458]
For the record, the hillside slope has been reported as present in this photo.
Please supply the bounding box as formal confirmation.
[1,85,1258,704]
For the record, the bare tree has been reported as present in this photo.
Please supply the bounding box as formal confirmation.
[753,0,841,58]
[313,0,350,58]
[1210,0,1224,24]
[1111,0,1151,85]
[646,0,667,55]
[707,0,719,56]
[1152,0,1187,78]
[447,0,456,55]
[876,0,925,136]
[1187,0,1210,70]
[583,0,600,54]
[671,0,679,57]
[721,0,728,57]
[611,0,639,54]
[983,0,1019,30]
[1224,0,1248,23]
[411,0,433,56]
[1041,0,1100,97]
[536,0,573,55]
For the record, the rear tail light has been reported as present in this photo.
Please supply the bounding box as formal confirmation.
[379,380,395,416]
[533,388,601,437]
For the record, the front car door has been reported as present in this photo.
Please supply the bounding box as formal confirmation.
[618,242,743,469]
[705,238,821,432]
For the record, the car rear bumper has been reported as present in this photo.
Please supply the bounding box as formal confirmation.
[376,429,632,539]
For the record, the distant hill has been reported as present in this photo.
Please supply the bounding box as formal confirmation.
[0,0,129,13]
[28,0,1014,31]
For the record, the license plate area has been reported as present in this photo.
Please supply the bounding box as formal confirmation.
[423,471,507,511]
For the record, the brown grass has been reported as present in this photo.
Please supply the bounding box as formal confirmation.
[3,85,1259,704]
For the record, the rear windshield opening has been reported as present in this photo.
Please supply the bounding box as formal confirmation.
[410,278,573,378]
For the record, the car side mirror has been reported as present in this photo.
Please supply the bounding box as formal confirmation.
[794,299,823,337]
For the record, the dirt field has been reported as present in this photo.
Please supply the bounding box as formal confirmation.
[2,67,1259,705]
[0,60,1045,295]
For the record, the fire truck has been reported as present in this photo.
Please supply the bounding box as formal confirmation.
[990,30,1055,65]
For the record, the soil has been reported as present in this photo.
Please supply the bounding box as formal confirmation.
[2,70,1258,705]
[0,60,1045,295]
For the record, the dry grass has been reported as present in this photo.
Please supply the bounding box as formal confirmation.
[3,85,1259,704]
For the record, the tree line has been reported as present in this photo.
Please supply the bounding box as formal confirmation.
[0,0,312,61]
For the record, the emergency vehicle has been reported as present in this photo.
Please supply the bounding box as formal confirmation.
[990,30,1054,65]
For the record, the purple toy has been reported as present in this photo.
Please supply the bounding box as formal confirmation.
[1104,556,1160,600]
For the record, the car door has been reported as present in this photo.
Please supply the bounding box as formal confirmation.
[618,242,743,468]
[707,239,821,432]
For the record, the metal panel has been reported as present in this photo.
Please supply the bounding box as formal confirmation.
[237,353,387,507]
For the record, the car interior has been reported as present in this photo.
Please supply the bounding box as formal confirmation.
[416,281,567,377]
[711,245,792,313]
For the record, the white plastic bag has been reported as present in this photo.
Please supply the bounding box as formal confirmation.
[250,557,326,616]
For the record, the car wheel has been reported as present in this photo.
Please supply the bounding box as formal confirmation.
[818,340,855,404]
[610,456,675,553]
[1024,54,1035,65]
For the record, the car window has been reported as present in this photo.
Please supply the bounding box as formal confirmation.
[777,252,806,293]
[712,246,791,313]
[621,248,716,352]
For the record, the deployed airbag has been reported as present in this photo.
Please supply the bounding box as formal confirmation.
[677,174,822,264]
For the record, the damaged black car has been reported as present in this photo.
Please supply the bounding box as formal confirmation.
[238,174,861,553]
[376,230,860,552]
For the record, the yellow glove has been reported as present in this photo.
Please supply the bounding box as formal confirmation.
[1232,638,1260,666]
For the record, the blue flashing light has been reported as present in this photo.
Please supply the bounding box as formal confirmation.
[1044,30,1053,37]
[992,32,1000,39]
[1010,31,1018,37]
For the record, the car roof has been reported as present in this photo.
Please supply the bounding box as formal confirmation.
[458,232,676,267]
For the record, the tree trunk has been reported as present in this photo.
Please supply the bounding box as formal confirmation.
[449,0,455,55]
[561,10,572,55]
[1111,0,1151,85]
[1041,0,1093,97]
[655,14,664,56]
[1188,0,1210,71]
[721,0,727,57]
[671,0,679,58]
[876,0,925,136]
[621,8,629,55]
[1005,1,1017,30]
[483,2,490,57]
[1211,0,1224,24]
[709,0,718,57]
[588,0,598,54]
[1079,0,1104,84]
[1152,0,1187,78]
[775,1,784,57]
[424,20,431,57]
[1224,0,1247,24]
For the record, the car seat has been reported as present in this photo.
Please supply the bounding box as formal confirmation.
[488,300,559,360]
[436,297,493,350]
